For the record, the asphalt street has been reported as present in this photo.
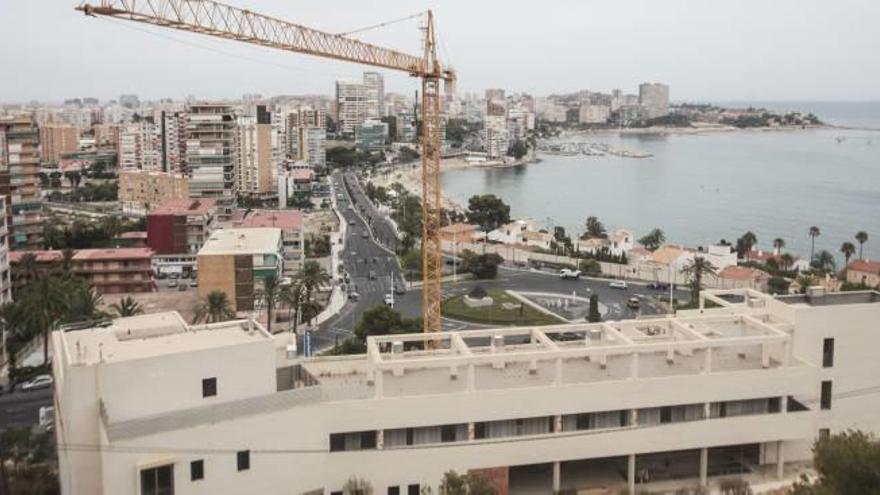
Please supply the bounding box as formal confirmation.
[312,171,690,353]
[0,387,52,431]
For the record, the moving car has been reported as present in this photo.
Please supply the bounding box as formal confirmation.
[168,280,179,288]
[368,271,377,280]
[361,231,369,239]
[39,405,55,431]
[348,292,360,302]
[559,269,582,280]
[393,283,406,295]
[609,280,628,289]
[626,296,640,309]
[20,374,54,392]
[384,293,394,307]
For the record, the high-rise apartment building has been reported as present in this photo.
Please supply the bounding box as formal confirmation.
[483,115,510,159]
[160,110,187,174]
[638,82,670,119]
[0,116,43,250]
[363,71,385,117]
[39,124,79,165]
[118,122,160,171]
[355,119,389,152]
[186,104,237,207]
[118,170,190,216]
[286,107,327,168]
[0,198,11,302]
[235,110,276,199]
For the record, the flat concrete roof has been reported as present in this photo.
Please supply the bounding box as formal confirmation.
[240,210,304,231]
[198,228,281,256]
[58,312,271,366]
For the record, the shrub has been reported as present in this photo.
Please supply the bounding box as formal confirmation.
[468,285,488,300]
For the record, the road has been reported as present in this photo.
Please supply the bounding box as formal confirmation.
[313,171,690,352]
[0,388,52,431]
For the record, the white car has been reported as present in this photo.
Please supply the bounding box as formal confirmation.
[20,374,53,392]
[559,269,582,280]
[384,293,395,307]
[609,280,628,290]
[39,405,55,430]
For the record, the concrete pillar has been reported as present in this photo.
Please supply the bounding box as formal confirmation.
[552,461,561,493]
[630,409,639,426]
[554,415,562,433]
[467,364,475,392]
[377,429,384,450]
[704,347,713,374]
[781,395,789,414]
[467,422,475,441]
[777,441,785,479]
[704,402,711,420]
[627,454,636,495]
[374,369,384,399]
[700,447,708,487]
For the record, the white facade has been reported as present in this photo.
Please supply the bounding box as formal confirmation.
[118,122,160,171]
[53,288,880,494]
[483,115,509,159]
[639,82,670,119]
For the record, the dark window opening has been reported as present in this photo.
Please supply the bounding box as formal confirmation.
[474,422,486,440]
[619,410,630,426]
[360,431,376,449]
[140,464,174,495]
[202,377,217,398]
[388,487,400,495]
[768,397,782,413]
[190,460,204,481]
[407,484,420,495]
[441,425,457,443]
[660,406,672,424]
[405,428,414,445]
[819,428,830,439]
[822,338,835,368]
[575,413,592,430]
[329,434,345,452]
[236,450,250,471]
[821,381,833,410]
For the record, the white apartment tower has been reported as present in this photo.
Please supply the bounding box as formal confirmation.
[185,104,237,207]
[118,122,161,172]
[363,71,385,118]
[638,82,670,119]
[336,72,384,136]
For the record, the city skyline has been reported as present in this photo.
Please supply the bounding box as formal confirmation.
[2,0,880,103]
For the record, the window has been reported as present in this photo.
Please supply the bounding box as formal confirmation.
[190,460,204,481]
[407,484,420,495]
[819,428,830,439]
[575,413,592,430]
[140,464,174,495]
[387,487,400,495]
[360,431,377,449]
[202,377,217,398]
[236,450,250,471]
[822,338,835,368]
[821,381,833,410]
[405,428,414,446]
[474,422,486,440]
[441,425,457,443]
[660,406,672,424]
[329,434,345,452]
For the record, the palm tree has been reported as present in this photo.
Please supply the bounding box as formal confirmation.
[17,276,69,365]
[193,290,235,324]
[779,253,795,272]
[738,231,758,260]
[298,261,331,304]
[855,231,868,260]
[111,296,143,317]
[583,216,607,239]
[812,250,836,274]
[796,274,816,294]
[13,253,40,286]
[808,226,821,261]
[0,301,24,372]
[840,242,856,269]
[773,238,786,255]
[56,247,77,279]
[255,274,282,333]
[64,285,108,323]
[280,281,306,335]
[681,257,718,305]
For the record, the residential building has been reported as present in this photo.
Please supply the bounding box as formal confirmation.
[118,121,161,171]
[0,198,11,302]
[578,103,611,125]
[355,119,389,152]
[160,110,187,174]
[487,220,536,245]
[39,124,79,165]
[846,259,880,288]
[0,115,44,250]
[186,104,237,208]
[236,209,304,275]
[363,71,385,118]
[196,228,282,311]
[483,115,509,159]
[235,112,276,199]
[439,223,486,246]
[119,170,190,216]
[11,248,154,294]
[523,230,554,250]
[147,198,217,277]
[93,123,121,151]
[291,126,326,169]
[335,78,370,137]
[639,82,670,119]
[52,288,880,494]
[718,266,771,291]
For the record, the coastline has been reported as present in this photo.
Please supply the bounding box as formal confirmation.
[558,123,833,137]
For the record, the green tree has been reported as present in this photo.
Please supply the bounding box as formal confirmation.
[855,231,868,260]
[840,242,856,268]
[682,257,718,305]
[767,276,791,295]
[280,281,306,336]
[587,294,602,323]
[790,430,880,495]
[439,470,496,495]
[779,253,795,272]
[583,216,607,239]
[773,237,786,254]
[638,228,666,252]
[12,253,41,287]
[460,250,503,279]
[808,226,821,261]
[17,276,69,365]
[507,140,528,159]
[465,195,511,231]
[737,231,758,259]
[354,305,420,342]
[298,261,331,305]
[579,259,601,276]
[111,296,143,317]
[64,284,108,323]
[193,290,235,324]
[0,427,58,494]
[256,274,282,333]
[812,250,836,274]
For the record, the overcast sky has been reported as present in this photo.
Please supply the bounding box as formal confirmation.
[2,0,879,103]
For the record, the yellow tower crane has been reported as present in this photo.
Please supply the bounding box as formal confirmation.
[77,0,455,334]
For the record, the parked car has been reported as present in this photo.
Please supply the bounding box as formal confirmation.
[626,297,641,309]
[348,220,356,226]
[168,280,179,288]
[169,272,180,280]
[361,232,369,239]
[39,405,55,431]
[348,292,360,302]
[559,269,582,280]
[157,272,168,280]
[190,280,198,288]
[20,374,54,392]
[647,282,670,291]
[609,280,628,289]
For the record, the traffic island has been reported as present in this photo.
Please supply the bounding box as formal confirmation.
[441,288,566,326]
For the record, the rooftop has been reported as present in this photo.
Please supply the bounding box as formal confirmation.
[847,259,880,273]
[150,198,217,216]
[719,266,770,281]
[10,248,153,263]
[198,228,281,256]
[57,312,271,366]
[239,209,304,231]
[440,223,482,234]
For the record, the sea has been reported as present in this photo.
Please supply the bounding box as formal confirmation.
[440,101,880,265]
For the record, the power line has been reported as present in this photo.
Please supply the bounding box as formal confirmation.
[337,12,424,38]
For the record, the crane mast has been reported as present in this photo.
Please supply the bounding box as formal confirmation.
[77,0,454,334]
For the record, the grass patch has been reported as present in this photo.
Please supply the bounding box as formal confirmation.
[441,288,563,326]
